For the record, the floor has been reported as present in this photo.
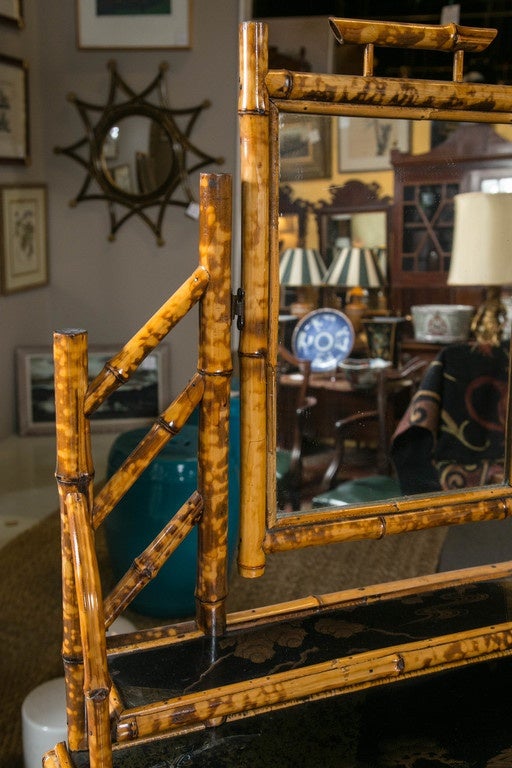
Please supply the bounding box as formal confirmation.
[0,431,121,549]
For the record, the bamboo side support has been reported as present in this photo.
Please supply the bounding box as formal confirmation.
[238,21,271,579]
[92,373,204,528]
[53,329,94,753]
[114,621,512,741]
[67,492,112,768]
[103,492,203,625]
[265,494,512,553]
[195,173,233,635]
[85,267,209,416]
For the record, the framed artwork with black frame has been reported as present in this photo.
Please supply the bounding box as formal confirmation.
[0,54,29,164]
[16,344,171,435]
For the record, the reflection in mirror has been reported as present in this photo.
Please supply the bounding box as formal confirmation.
[276,115,512,518]
[101,115,176,196]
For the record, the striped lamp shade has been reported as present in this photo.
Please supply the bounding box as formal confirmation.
[324,246,385,288]
[279,248,327,286]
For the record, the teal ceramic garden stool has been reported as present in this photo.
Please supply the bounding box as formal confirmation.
[104,397,240,618]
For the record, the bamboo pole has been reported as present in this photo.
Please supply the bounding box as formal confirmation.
[67,492,112,768]
[53,329,93,752]
[195,172,233,636]
[103,492,203,625]
[92,373,204,528]
[238,21,271,578]
[85,267,209,416]
[113,621,512,741]
[265,495,512,553]
[265,70,512,124]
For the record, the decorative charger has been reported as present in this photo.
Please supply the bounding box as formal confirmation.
[291,309,355,373]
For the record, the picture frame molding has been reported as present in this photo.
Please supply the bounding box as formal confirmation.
[338,116,410,173]
[0,184,48,294]
[0,53,29,164]
[16,344,171,436]
[76,0,192,50]
[0,0,24,28]
[279,113,331,182]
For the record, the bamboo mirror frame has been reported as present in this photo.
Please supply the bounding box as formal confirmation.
[238,18,512,579]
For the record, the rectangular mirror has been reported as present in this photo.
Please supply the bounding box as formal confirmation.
[238,18,512,579]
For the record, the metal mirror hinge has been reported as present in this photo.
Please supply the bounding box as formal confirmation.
[232,288,245,330]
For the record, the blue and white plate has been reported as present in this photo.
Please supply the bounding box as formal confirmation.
[291,309,355,373]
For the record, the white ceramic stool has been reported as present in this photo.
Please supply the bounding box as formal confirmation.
[21,616,136,768]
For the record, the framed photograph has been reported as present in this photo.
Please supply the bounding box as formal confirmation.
[279,113,331,182]
[16,344,170,436]
[338,116,410,172]
[0,54,29,164]
[0,0,24,28]
[76,0,191,50]
[0,185,47,294]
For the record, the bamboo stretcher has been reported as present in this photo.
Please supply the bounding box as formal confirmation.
[44,16,512,768]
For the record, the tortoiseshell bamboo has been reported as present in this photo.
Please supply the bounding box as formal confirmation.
[328,18,496,53]
[238,20,271,578]
[196,173,233,635]
[102,492,203,626]
[112,621,512,742]
[85,267,209,416]
[239,19,512,576]
[67,492,112,768]
[54,329,93,752]
[92,374,205,528]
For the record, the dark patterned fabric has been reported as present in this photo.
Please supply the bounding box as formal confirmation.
[391,342,508,494]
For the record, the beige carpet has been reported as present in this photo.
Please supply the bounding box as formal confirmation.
[0,511,446,768]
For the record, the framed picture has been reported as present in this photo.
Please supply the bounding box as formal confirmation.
[15,344,170,436]
[0,54,29,164]
[0,185,47,294]
[0,0,24,28]
[76,0,191,50]
[279,113,331,182]
[338,116,410,173]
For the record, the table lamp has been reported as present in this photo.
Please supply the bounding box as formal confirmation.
[323,245,385,331]
[279,247,327,316]
[449,191,512,345]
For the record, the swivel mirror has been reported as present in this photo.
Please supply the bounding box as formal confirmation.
[238,18,512,579]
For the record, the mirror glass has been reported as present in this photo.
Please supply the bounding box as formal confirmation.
[101,115,176,197]
[276,114,511,518]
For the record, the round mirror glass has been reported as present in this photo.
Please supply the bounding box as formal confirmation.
[101,114,176,197]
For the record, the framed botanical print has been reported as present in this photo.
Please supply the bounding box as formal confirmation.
[0,0,24,28]
[76,0,191,49]
[0,185,48,294]
[338,116,410,172]
[0,54,29,163]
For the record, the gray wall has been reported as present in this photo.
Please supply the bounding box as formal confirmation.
[0,0,240,438]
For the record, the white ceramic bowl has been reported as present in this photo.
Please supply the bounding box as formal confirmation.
[411,304,474,343]
[338,357,391,389]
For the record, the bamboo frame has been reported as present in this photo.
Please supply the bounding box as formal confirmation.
[53,172,233,763]
[43,17,512,768]
[237,18,512,576]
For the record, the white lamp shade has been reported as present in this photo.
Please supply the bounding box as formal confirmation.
[449,192,512,286]
[279,247,327,286]
[324,246,385,288]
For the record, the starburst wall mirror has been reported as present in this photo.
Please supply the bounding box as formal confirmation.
[54,61,224,244]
